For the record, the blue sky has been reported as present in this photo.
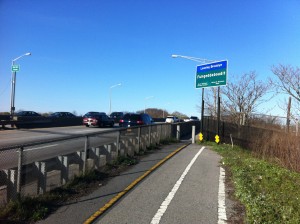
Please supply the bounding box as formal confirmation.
[1,0,300,117]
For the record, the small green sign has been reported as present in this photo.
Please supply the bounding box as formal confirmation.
[196,60,227,88]
[12,65,20,72]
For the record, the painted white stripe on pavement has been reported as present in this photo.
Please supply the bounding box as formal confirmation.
[150,146,205,224]
[26,144,58,151]
[218,166,227,224]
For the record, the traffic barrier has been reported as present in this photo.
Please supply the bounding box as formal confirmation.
[0,122,199,205]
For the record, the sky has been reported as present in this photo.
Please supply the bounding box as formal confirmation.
[1,0,300,117]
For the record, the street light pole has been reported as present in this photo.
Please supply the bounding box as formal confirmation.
[171,54,214,64]
[171,54,216,135]
[109,83,121,115]
[10,52,31,119]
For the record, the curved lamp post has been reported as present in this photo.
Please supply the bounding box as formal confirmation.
[171,54,214,64]
[109,83,121,115]
[171,54,216,134]
[10,52,31,118]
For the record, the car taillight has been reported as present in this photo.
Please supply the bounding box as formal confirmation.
[137,120,143,124]
[119,119,124,123]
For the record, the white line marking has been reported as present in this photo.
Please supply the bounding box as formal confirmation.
[26,144,58,151]
[218,166,227,224]
[150,146,205,224]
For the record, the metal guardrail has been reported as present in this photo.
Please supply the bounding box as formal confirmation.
[0,122,199,205]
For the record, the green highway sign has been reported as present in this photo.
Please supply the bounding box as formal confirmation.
[12,65,20,72]
[195,60,228,88]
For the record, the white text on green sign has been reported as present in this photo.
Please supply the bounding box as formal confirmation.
[196,60,227,88]
[12,65,20,72]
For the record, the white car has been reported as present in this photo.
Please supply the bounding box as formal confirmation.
[165,116,179,123]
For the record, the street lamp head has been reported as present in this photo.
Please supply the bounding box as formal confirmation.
[110,83,122,89]
[12,52,32,62]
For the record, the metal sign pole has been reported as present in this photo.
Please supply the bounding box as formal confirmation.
[201,88,204,134]
[217,86,221,136]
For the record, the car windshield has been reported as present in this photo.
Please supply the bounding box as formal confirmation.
[84,112,102,117]
[123,114,140,120]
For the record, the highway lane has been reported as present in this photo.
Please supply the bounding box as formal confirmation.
[0,126,120,170]
[0,125,119,149]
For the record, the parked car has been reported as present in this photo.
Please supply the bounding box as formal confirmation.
[110,112,124,123]
[83,112,114,127]
[15,111,41,117]
[165,116,179,123]
[119,113,153,127]
[49,112,76,118]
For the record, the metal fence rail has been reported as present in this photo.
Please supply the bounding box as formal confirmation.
[0,122,198,206]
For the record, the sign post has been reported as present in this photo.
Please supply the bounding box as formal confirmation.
[196,60,228,143]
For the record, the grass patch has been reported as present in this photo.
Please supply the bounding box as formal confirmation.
[208,142,300,223]
[0,196,56,223]
[114,155,139,166]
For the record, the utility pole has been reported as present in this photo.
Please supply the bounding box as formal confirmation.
[286,96,292,133]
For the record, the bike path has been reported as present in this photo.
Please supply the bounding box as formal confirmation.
[38,142,230,224]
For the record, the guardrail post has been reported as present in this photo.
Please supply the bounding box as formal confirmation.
[159,124,162,143]
[17,147,24,198]
[116,131,120,157]
[176,125,180,141]
[148,125,151,147]
[83,136,89,174]
[138,127,141,150]
[35,161,46,194]
[192,125,196,144]
[59,155,69,185]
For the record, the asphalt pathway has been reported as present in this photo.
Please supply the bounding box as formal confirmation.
[38,141,229,224]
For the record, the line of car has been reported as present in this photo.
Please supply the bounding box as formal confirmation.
[14,111,199,128]
[83,112,155,128]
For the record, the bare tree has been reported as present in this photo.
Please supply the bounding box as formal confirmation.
[222,71,271,124]
[271,65,300,117]
[271,64,300,101]
[197,87,223,118]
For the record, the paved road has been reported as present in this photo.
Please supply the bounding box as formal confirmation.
[38,142,230,224]
[0,126,118,149]
[0,126,119,169]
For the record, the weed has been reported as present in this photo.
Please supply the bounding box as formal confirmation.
[0,170,112,223]
[211,143,300,223]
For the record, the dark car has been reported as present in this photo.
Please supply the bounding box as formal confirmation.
[190,116,199,121]
[15,111,41,117]
[119,113,153,127]
[83,112,114,127]
[49,112,76,118]
[110,112,124,123]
